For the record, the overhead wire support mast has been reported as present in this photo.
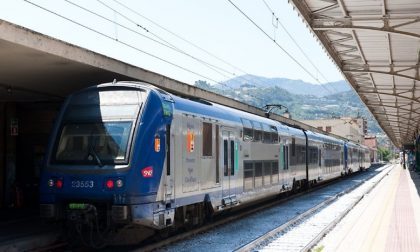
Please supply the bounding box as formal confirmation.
[227,0,333,92]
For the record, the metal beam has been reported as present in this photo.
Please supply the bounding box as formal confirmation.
[368,103,420,116]
[382,0,387,16]
[313,16,420,23]
[343,63,418,69]
[313,3,339,15]
[337,0,349,17]
[344,69,420,82]
[313,24,420,41]
[358,90,420,103]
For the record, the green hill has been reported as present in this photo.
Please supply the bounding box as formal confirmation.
[195,80,383,134]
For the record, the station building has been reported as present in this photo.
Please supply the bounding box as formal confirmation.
[301,117,367,144]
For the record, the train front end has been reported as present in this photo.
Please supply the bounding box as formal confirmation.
[39,82,172,244]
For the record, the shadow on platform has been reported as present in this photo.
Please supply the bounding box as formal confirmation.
[408,168,420,198]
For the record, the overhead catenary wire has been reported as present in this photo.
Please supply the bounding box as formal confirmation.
[260,0,338,94]
[82,0,273,103]
[65,0,236,81]
[227,0,336,94]
[23,0,266,104]
[109,0,284,90]
[110,0,248,76]
[23,0,220,84]
[65,0,265,103]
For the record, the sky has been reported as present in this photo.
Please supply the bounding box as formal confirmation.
[0,0,344,86]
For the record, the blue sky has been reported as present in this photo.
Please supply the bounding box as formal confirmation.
[0,0,344,86]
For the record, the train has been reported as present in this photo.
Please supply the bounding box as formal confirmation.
[39,81,370,244]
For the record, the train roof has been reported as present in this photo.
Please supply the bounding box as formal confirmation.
[88,81,369,149]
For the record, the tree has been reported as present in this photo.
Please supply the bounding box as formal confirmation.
[377,147,392,161]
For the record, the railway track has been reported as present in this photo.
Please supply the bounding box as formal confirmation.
[236,164,394,252]
[31,165,389,252]
[131,180,338,252]
[128,165,389,252]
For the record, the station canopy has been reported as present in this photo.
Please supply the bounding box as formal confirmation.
[291,0,420,147]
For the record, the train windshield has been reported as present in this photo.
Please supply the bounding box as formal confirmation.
[54,122,132,165]
[52,88,145,166]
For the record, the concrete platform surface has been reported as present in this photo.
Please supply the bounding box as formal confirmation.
[315,165,420,252]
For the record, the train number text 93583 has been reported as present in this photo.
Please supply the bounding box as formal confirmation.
[71,180,94,188]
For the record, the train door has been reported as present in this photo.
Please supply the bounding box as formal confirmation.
[279,140,290,189]
[182,116,199,193]
[221,128,236,200]
[165,124,174,201]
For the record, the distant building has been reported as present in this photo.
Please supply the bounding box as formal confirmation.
[302,117,366,143]
[364,135,378,162]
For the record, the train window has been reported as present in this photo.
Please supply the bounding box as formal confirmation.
[54,121,132,165]
[202,122,213,157]
[241,118,253,142]
[291,138,296,156]
[271,125,278,144]
[230,141,235,176]
[263,161,271,185]
[283,146,289,170]
[263,131,272,143]
[243,128,253,141]
[272,161,279,184]
[254,162,263,188]
[297,145,306,165]
[224,140,228,176]
[216,125,220,183]
[244,163,253,178]
[64,90,143,121]
[255,162,263,177]
[262,124,276,144]
[253,122,262,142]
[244,162,254,191]
[308,147,317,164]
[318,149,321,166]
[281,146,285,169]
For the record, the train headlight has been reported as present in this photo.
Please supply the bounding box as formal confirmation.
[47,179,54,187]
[116,179,124,188]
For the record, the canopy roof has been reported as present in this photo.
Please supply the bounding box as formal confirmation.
[291,0,420,147]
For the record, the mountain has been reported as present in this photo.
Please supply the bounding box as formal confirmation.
[216,74,350,97]
[195,77,383,134]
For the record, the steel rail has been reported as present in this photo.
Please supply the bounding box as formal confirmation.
[234,164,394,252]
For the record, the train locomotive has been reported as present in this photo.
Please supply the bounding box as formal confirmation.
[39,81,371,244]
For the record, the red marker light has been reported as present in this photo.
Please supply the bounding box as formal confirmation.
[106,179,114,189]
[56,179,63,189]
[141,166,153,178]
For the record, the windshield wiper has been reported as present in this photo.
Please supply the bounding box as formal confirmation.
[88,134,104,167]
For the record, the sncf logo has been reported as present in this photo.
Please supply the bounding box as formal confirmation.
[141,166,153,178]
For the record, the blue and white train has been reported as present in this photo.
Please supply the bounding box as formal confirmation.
[40,81,370,238]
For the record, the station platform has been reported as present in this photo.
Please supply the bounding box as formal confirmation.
[0,208,60,252]
[317,164,420,251]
